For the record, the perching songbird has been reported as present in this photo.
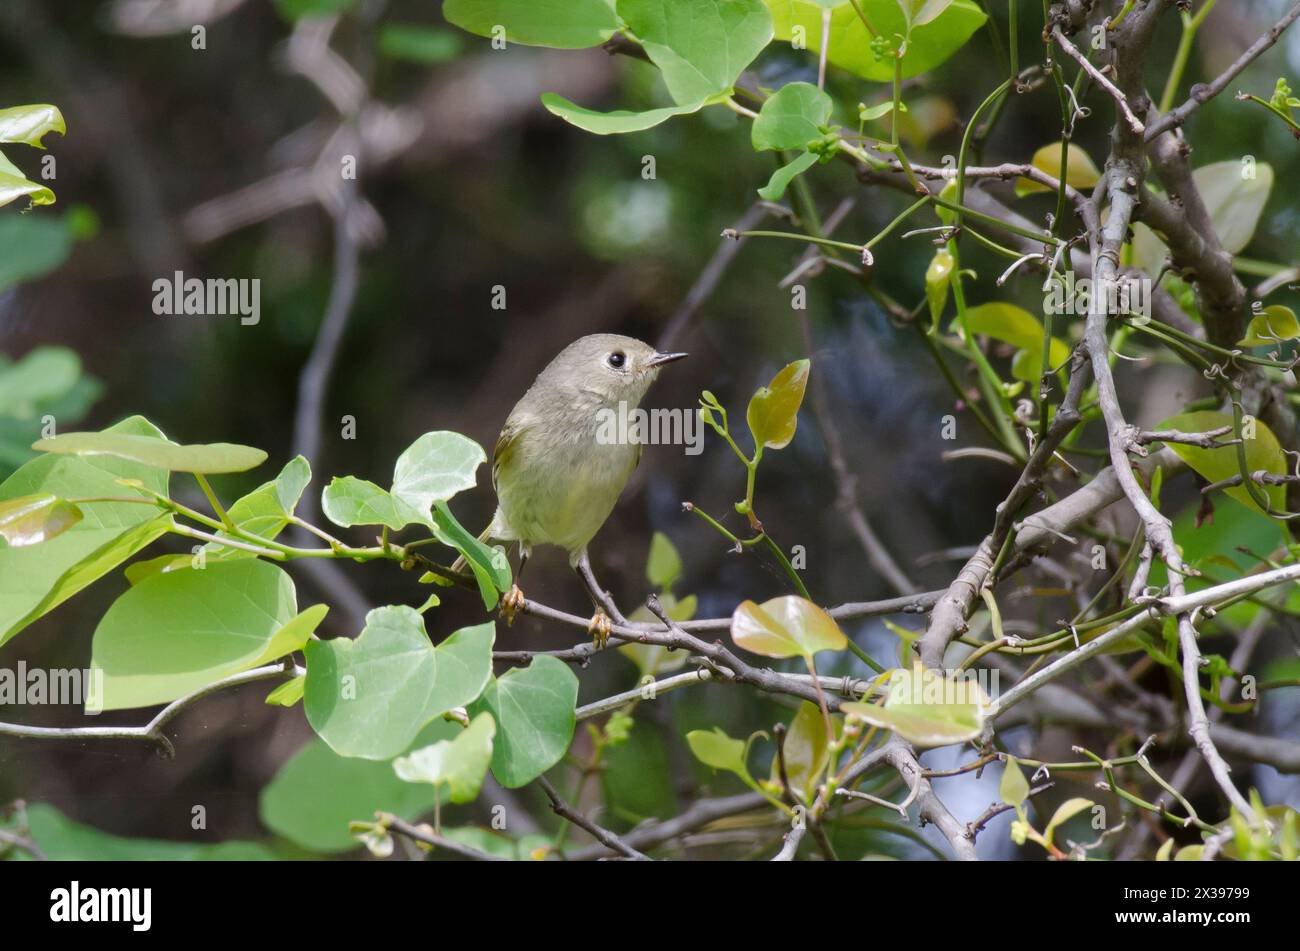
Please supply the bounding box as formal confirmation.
[467,334,687,645]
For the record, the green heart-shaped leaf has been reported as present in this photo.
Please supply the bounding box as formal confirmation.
[305,607,495,760]
[751,81,833,151]
[469,656,578,788]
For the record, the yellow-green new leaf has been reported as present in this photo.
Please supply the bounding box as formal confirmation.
[961,302,1070,382]
[1015,142,1100,196]
[1155,410,1285,515]
[841,663,989,747]
[731,594,846,659]
[925,248,954,330]
[686,727,753,785]
[1000,754,1029,807]
[770,701,832,800]
[393,712,496,804]
[0,104,66,147]
[1239,305,1300,346]
[746,358,810,450]
[0,494,82,548]
[1043,797,1093,846]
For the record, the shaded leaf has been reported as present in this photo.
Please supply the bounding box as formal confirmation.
[541,93,708,134]
[1156,410,1285,515]
[431,500,511,609]
[444,0,622,49]
[756,149,819,200]
[259,723,452,853]
[840,663,989,747]
[751,81,833,151]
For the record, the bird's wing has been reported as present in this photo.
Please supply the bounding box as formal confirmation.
[491,417,521,495]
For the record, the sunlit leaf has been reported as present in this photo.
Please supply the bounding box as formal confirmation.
[305,607,494,760]
[1043,797,1093,846]
[770,701,832,800]
[999,754,1029,807]
[925,248,954,330]
[765,0,986,82]
[646,530,683,591]
[393,712,496,804]
[0,416,172,647]
[731,594,846,658]
[962,302,1070,382]
[0,104,65,147]
[0,494,81,548]
[686,726,753,782]
[746,358,810,450]
[31,431,266,474]
[1239,305,1300,346]
[1015,141,1100,196]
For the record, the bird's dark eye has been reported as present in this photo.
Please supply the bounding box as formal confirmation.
[607,351,626,369]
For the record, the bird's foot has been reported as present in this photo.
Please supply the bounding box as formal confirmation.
[587,609,611,649]
[499,584,526,626]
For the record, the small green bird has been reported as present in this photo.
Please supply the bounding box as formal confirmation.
[477,333,686,645]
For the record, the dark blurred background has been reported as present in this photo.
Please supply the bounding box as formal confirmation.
[1,0,1298,858]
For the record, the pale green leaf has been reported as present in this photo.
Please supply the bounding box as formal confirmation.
[393,712,496,804]
[731,594,847,658]
[31,431,266,474]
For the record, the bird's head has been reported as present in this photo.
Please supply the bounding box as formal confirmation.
[543,333,687,409]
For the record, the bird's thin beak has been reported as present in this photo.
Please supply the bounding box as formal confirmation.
[646,351,688,368]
